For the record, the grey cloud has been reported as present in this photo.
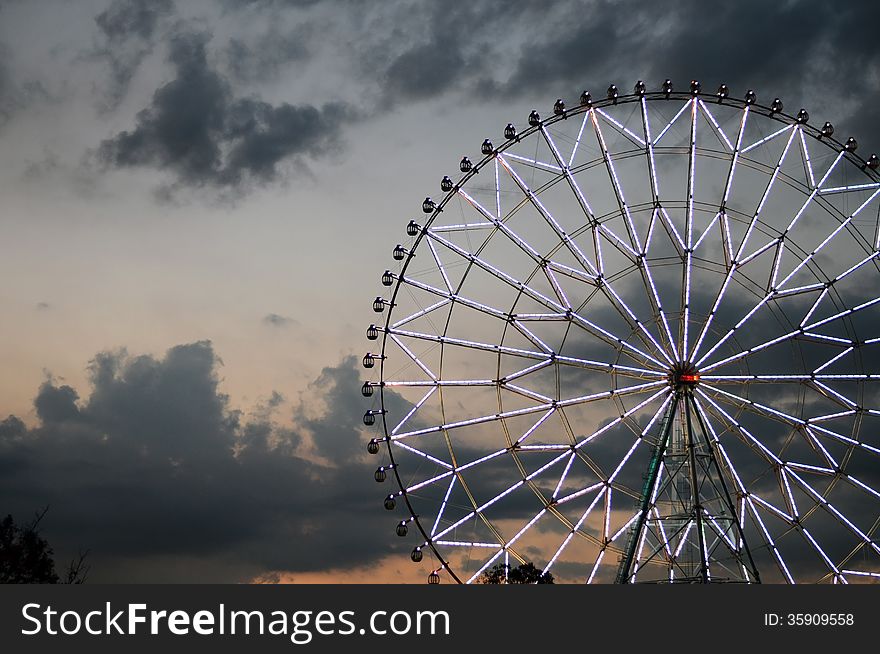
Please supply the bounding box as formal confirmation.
[216,0,325,10]
[262,313,298,327]
[91,0,176,111]
[223,26,310,83]
[96,0,174,42]
[97,30,357,195]
[0,344,401,581]
[0,41,50,129]
[0,43,11,126]
[367,1,507,106]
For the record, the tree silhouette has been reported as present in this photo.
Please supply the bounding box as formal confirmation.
[0,508,89,583]
[478,561,554,584]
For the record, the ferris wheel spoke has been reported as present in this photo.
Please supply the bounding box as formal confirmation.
[736,151,857,290]
[638,96,682,358]
[742,123,794,154]
[573,386,671,451]
[681,98,699,360]
[687,104,761,359]
[800,526,847,583]
[638,236,679,356]
[698,383,867,466]
[591,111,683,360]
[595,107,646,147]
[429,475,457,537]
[694,388,782,465]
[819,182,880,196]
[702,373,879,382]
[734,127,800,260]
[456,188,543,263]
[539,124,613,276]
[498,152,671,363]
[745,496,796,584]
[398,275,509,320]
[427,230,573,303]
[695,148,855,365]
[390,298,450,330]
[797,128,817,189]
[497,153,599,275]
[651,99,691,146]
[389,387,436,436]
[776,188,880,290]
[567,310,667,368]
[692,211,721,252]
[544,486,606,576]
[590,110,642,252]
[466,507,550,584]
[425,231,668,370]
[393,439,452,470]
[424,237,454,293]
[697,100,734,151]
[387,326,664,380]
[392,380,667,441]
[697,284,878,374]
[785,468,880,557]
[502,151,562,174]
[388,334,437,381]
[406,449,508,493]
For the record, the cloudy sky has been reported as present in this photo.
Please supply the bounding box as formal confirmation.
[0,0,879,583]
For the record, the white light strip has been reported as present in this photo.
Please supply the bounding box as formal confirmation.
[389,334,438,381]
[698,100,734,150]
[394,440,452,469]
[514,409,556,446]
[429,222,495,232]
[652,100,691,146]
[430,475,456,537]
[503,151,562,173]
[425,237,453,293]
[587,548,606,584]
[391,299,450,329]
[798,129,816,189]
[568,111,591,168]
[391,386,436,436]
[596,107,646,146]
[551,452,576,499]
[819,182,880,195]
[741,123,793,154]
[747,497,795,583]
[695,389,783,464]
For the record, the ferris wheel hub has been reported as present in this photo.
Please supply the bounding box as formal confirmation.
[669,363,701,388]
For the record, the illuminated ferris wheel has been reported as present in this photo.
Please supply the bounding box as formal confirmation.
[363,79,880,584]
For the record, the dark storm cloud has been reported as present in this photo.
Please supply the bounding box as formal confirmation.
[90,0,176,111]
[0,344,400,582]
[482,0,880,149]
[347,0,880,147]
[97,30,357,193]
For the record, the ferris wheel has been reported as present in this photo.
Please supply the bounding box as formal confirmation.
[362,79,880,584]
